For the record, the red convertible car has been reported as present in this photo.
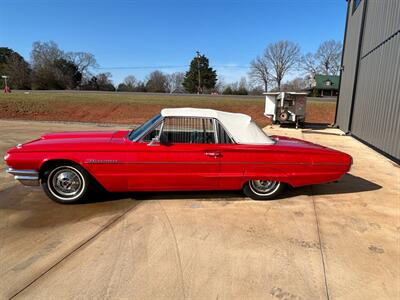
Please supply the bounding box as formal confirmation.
[4,108,352,203]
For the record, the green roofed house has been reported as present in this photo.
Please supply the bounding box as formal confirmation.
[308,74,340,97]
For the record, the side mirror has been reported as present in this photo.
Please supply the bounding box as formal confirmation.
[148,137,160,146]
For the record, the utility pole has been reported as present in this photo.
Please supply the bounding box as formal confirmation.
[196,51,201,94]
[2,75,9,93]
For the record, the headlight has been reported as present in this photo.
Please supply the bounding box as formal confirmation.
[4,153,10,161]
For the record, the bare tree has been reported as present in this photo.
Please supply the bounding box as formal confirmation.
[316,40,342,75]
[301,40,343,77]
[238,77,248,91]
[96,72,113,85]
[31,41,64,68]
[166,72,185,93]
[145,70,167,93]
[117,75,147,92]
[214,78,226,94]
[264,40,300,91]
[249,56,270,92]
[221,77,249,95]
[31,41,75,89]
[280,77,309,92]
[81,72,115,91]
[124,75,138,88]
[66,52,98,78]
[300,52,319,77]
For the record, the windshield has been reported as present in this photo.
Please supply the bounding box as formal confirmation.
[128,114,162,141]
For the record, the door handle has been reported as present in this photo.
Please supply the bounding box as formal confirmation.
[205,152,222,158]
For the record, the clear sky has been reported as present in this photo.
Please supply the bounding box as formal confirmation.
[0,0,347,85]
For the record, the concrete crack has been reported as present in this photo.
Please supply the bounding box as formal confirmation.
[9,202,139,299]
[157,200,186,300]
[302,131,330,300]
[311,187,330,300]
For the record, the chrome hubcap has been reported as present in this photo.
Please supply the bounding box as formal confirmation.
[49,167,84,199]
[250,180,280,195]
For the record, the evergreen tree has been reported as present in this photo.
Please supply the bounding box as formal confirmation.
[183,54,217,93]
[0,47,31,89]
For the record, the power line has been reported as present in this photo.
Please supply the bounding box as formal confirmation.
[95,65,187,70]
[95,64,250,70]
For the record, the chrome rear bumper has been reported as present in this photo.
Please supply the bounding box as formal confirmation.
[6,168,40,186]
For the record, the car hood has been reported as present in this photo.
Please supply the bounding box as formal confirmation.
[8,130,130,152]
[41,131,117,140]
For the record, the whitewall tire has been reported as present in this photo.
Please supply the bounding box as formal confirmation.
[243,180,286,200]
[41,163,91,204]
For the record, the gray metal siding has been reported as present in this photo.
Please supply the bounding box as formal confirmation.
[336,0,365,132]
[352,34,400,159]
[337,0,400,161]
[352,16,400,160]
[361,0,400,56]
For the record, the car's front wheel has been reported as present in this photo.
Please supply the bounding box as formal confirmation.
[243,180,285,200]
[41,164,91,204]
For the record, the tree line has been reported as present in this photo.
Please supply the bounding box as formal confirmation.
[249,39,342,93]
[0,39,342,94]
[0,42,100,90]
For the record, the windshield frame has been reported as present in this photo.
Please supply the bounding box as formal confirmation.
[128,114,162,142]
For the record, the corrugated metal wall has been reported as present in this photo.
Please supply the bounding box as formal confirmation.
[352,33,400,160]
[361,0,400,56]
[336,0,365,132]
[337,0,400,161]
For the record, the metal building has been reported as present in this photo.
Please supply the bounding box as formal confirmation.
[336,0,400,163]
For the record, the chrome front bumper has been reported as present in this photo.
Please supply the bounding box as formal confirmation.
[6,168,40,186]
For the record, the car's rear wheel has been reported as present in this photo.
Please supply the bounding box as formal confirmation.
[243,180,285,200]
[41,164,91,204]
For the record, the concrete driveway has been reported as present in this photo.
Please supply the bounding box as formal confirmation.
[0,120,398,300]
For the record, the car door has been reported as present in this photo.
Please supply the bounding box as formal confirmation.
[126,116,221,191]
[213,120,250,190]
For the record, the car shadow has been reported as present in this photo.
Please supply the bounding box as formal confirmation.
[281,173,382,199]
[96,190,246,201]
[95,173,382,202]
[278,122,331,129]
[0,184,140,229]
[302,122,331,129]
[0,173,382,216]
[301,130,345,136]
[273,122,347,137]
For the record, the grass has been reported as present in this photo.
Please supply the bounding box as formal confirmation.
[0,91,262,104]
[0,91,336,126]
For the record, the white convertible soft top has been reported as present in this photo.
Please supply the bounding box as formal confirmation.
[161,107,274,145]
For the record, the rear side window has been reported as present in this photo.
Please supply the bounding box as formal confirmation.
[161,117,216,144]
[216,121,234,144]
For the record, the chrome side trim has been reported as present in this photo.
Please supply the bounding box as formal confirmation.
[82,161,349,166]
[86,159,119,164]
[6,168,40,186]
